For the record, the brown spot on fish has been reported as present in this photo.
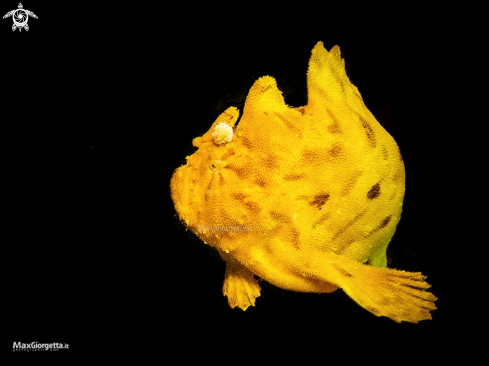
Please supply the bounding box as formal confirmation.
[312,211,332,229]
[359,116,376,147]
[363,215,393,240]
[378,216,391,230]
[245,200,261,214]
[274,112,298,133]
[333,264,353,278]
[367,183,381,200]
[309,193,330,210]
[382,145,389,160]
[226,163,250,180]
[332,209,368,242]
[241,136,253,149]
[326,109,342,134]
[283,174,303,181]
[255,178,267,187]
[340,170,363,197]
[328,143,342,158]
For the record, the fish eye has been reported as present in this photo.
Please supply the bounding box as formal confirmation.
[210,160,221,171]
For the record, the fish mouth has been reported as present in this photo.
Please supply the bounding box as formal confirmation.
[170,164,190,214]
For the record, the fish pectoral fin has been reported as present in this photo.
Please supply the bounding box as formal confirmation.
[368,248,387,268]
[319,254,437,323]
[220,252,261,311]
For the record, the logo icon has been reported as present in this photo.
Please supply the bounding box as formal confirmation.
[3,3,37,32]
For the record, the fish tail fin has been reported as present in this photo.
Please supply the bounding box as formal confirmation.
[321,254,437,323]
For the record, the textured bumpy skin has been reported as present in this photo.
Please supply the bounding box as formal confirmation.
[170,42,437,323]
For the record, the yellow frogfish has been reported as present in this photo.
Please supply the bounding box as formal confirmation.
[170,41,436,323]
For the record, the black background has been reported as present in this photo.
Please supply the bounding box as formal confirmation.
[1,2,468,360]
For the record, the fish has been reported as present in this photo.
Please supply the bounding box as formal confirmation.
[170,41,436,323]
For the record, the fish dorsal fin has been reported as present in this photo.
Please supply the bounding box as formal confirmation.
[242,76,286,117]
[306,42,366,116]
[237,76,304,141]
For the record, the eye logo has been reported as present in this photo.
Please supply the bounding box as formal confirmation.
[3,3,38,32]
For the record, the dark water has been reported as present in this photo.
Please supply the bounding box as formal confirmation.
[1,4,465,359]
